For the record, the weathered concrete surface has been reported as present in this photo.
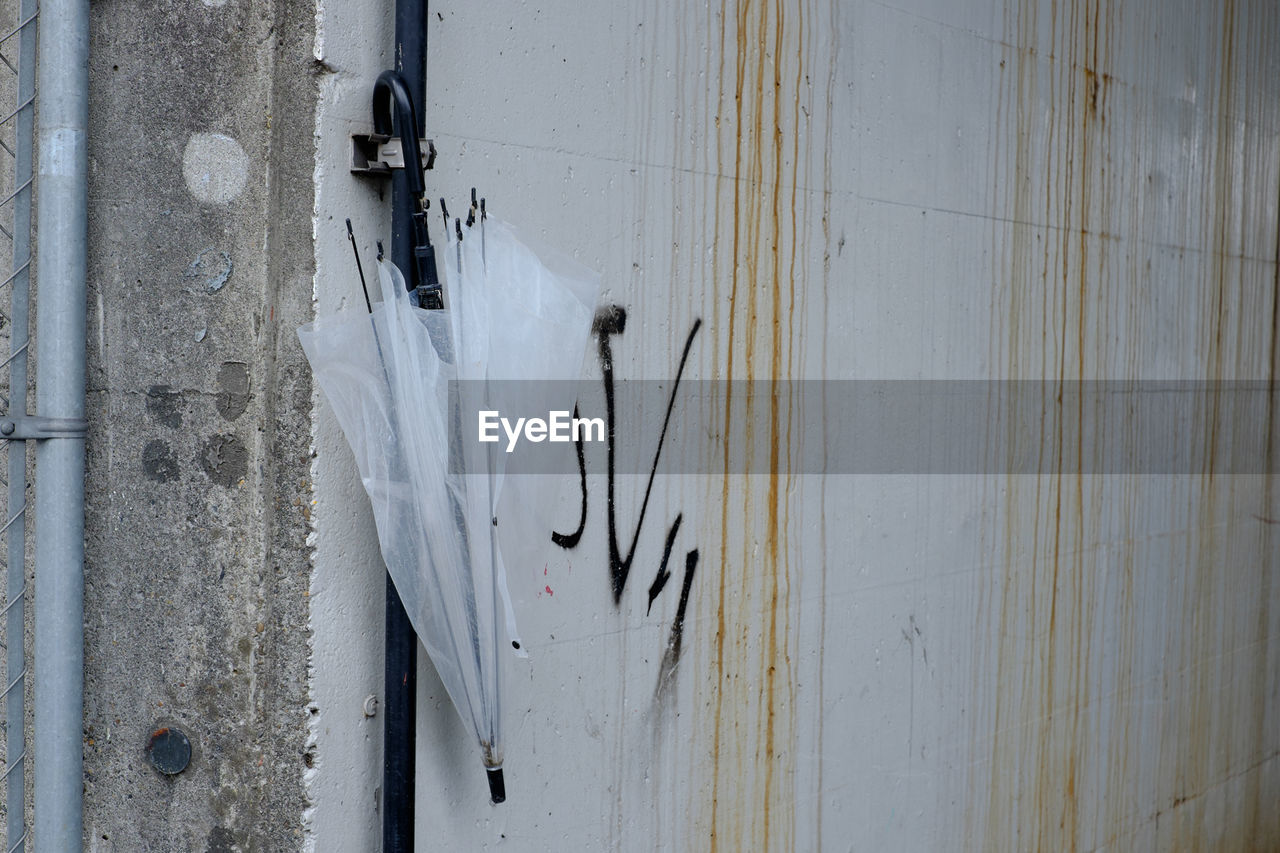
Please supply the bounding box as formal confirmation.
[82,1,316,849]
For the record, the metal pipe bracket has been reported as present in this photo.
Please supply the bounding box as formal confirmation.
[0,416,87,440]
[350,133,436,177]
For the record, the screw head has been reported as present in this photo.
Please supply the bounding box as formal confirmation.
[146,726,191,775]
[0,421,13,436]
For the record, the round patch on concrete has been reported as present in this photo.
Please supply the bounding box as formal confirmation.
[146,727,192,775]
[182,133,248,204]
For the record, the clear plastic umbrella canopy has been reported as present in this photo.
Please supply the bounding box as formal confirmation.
[299,216,599,800]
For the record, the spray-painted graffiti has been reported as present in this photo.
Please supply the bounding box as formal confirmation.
[552,306,703,692]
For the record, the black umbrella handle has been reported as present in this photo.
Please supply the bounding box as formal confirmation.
[373,70,426,199]
[373,70,442,305]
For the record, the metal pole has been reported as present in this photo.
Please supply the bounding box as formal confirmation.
[384,3,426,851]
[5,1,37,850]
[33,0,88,849]
[390,0,426,291]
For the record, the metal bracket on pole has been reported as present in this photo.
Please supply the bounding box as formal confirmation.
[0,416,87,441]
[350,133,436,177]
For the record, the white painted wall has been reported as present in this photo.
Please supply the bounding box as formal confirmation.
[305,4,394,848]
[309,0,1280,850]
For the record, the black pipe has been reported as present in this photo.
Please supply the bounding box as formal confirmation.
[391,0,426,292]
[383,581,416,853]
[384,2,426,852]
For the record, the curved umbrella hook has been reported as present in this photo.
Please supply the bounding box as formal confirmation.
[373,69,426,200]
[373,69,442,306]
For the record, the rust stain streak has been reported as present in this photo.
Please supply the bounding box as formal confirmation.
[761,0,786,844]
[986,0,1122,848]
[980,0,1280,849]
[702,1,802,849]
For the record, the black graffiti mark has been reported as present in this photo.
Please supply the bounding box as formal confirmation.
[646,513,684,616]
[670,549,699,656]
[551,308,702,607]
[550,404,588,550]
[550,306,705,697]
[608,314,700,603]
[655,548,700,697]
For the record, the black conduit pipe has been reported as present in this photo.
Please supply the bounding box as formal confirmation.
[385,3,426,851]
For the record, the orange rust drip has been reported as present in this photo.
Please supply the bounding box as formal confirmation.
[986,0,1115,848]
[979,0,1280,849]
[705,1,800,850]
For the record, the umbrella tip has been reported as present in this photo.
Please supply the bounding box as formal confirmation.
[487,767,506,804]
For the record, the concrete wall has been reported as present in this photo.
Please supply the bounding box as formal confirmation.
[67,0,1280,850]
[82,1,316,850]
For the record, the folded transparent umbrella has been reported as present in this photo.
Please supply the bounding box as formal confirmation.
[298,216,599,802]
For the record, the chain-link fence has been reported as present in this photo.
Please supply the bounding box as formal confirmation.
[0,0,35,850]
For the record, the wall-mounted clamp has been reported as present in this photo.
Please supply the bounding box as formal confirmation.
[350,134,437,177]
[0,415,88,441]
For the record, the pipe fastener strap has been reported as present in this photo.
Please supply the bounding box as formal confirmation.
[0,416,88,440]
